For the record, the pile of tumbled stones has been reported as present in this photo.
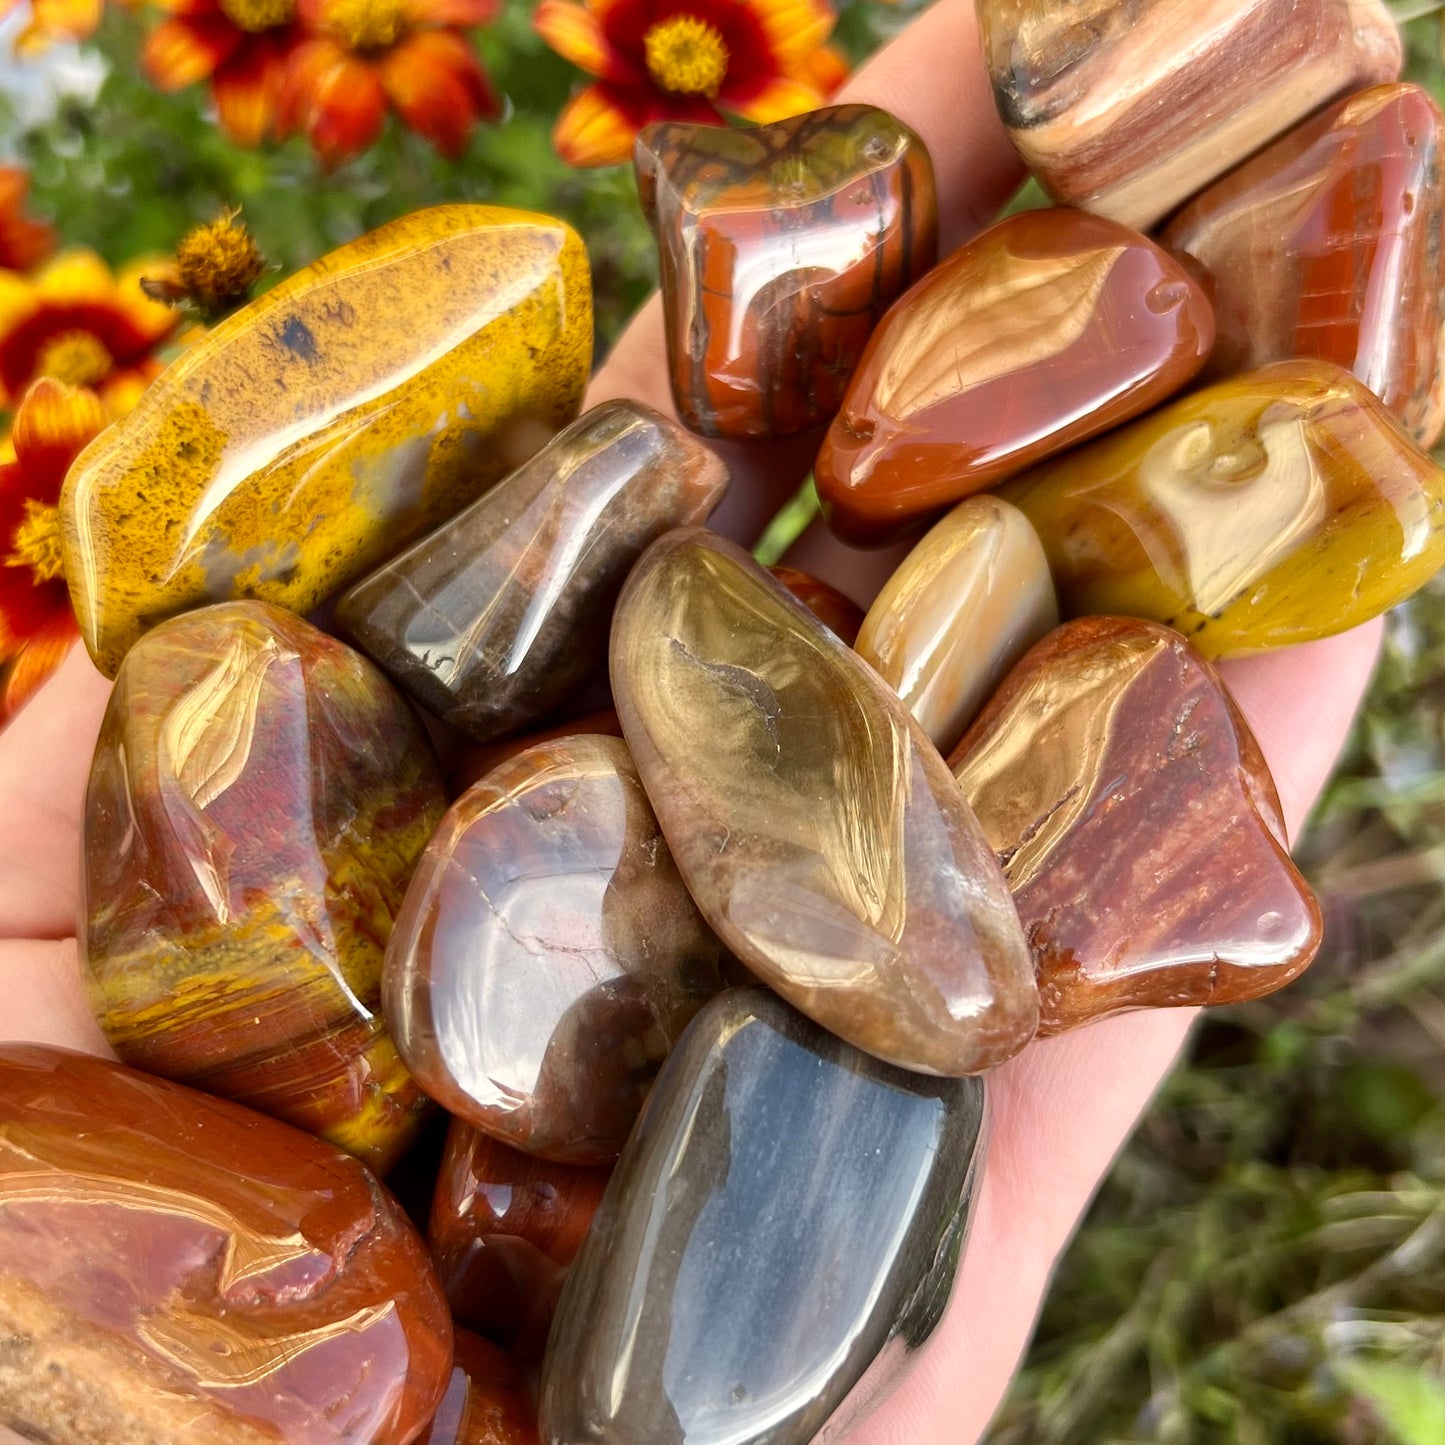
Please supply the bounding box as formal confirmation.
[2,1,1441,1442]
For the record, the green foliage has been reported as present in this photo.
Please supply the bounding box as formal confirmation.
[1338,1362,1445,1445]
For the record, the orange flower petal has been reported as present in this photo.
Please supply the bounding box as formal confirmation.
[749,0,836,68]
[213,34,289,147]
[408,0,498,26]
[32,249,114,310]
[0,611,78,733]
[11,378,108,483]
[552,83,641,168]
[0,0,21,18]
[533,0,611,78]
[13,0,100,53]
[143,15,243,87]
[0,167,55,273]
[307,52,388,167]
[276,34,340,135]
[727,72,822,123]
[100,364,164,420]
[381,31,497,156]
[792,41,847,96]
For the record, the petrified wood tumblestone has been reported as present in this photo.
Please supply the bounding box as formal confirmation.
[815,208,1214,543]
[337,402,728,742]
[385,734,727,1163]
[429,1118,610,1355]
[1002,360,1445,658]
[610,528,1036,1076]
[82,601,445,1172]
[0,1045,452,1445]
[539,989,988,1445]
[950,618,1323,1033]
[856,495,1057,753]
[979,0,1403,230]
[637,105,937,440]
[1163,82,1445,447]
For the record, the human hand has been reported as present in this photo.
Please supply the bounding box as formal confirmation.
[0,3,1383,1441]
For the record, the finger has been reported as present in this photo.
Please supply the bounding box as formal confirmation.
[585,0,1024,545]
[0,938,113,1055]
[840,622,1382,1444]
[0,643,111,940]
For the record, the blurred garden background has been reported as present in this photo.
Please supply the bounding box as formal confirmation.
[3,0,1445,1440]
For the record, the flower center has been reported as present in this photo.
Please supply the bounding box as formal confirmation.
[6,499,65,583]
[36,330,113,388]
[174,213,267,314]
[327,0,407,51]
[644,14,729,97]
[217,0,294,32]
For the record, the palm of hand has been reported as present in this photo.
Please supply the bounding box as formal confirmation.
[0,4,1385,1441]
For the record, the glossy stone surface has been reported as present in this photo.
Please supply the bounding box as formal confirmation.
[1002,360,1445,658]
[637,105,936,440]
[1163,83,1445,447]
[771,566,865,645]
[540,989,987,1445]
[62,205,593,676]
[82,601,446,1173]
[337,402,729,741]
[856,496,1057,753]
[980,0,1403,229]
[950,618,1323,1034]
[430,1118,609,1355]
[418,1332,540,1445]
[815,209,1214,543]
[0,1045,452,1445]
[611,529,1035,1076]
[454,708,624,792]
[387,734,727,1163]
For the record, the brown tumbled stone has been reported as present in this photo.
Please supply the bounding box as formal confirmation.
[950,617,1323,1033]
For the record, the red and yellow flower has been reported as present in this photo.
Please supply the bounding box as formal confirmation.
[142,0,301,147]
[0,249,181,416]
[0,379,107,727]
[277,0,500,167]
[0,167,55,274]
[0,0,103,56]
[534,0,848,167]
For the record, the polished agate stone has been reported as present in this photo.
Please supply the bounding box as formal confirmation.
[1002,360,1445,658]
[856,496,1057,753]
[637,105,936,440]
[815,209,1214,542]
[337,402,729,741]
[454,708,624,792]
[950,618,1322,1033]
[610,529,1035,1076]
[0,1045,452,1445]
[386,734,727,1162]
[82,601,446,1172]
[1163,83,1445,447]
[419,1332,540,1445]
[429,1118,609,1354]
[980,0,1403,229]
[62,205,593,676]
[772,566,865,646]
[540,989,987,1445]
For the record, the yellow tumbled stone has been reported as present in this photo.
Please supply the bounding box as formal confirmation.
[1002,360,1445,659]
[62,204,593,676]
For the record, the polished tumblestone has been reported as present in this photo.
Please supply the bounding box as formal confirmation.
[385,734,727,1163]
[611,529,1036,1076]
[771,566,865,646]
[539,989,987,1445]
[418,1331,541,1445]
[62,205,593,676]
[814,208,1214,543]
[429,1118,610,1356]
[950,618,1323,1034]
[82,601,446,1172]
[337,402,728,742]
[1002,360,1445,658]
[1163,82,1445,447]
[0,1045,452,1445]
[637,105,936,440]
[979,0,1403,229]
[856,496,1057,754]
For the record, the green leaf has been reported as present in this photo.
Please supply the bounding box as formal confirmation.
[1338,1361,1445,1445]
